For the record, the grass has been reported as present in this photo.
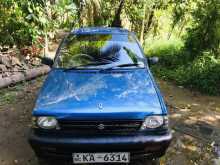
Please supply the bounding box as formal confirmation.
[0,76,45,106]
[0,83,25,105]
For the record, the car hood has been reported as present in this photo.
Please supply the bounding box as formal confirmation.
[33,69,165,120]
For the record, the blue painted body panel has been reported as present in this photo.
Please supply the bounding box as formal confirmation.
[72,27,130,35]
[33,69,167,120]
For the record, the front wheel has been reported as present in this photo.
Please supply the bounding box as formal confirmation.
[145,159,160,165]
[37,157,50,165]
[37,158,69,165]
[132,158,160,165]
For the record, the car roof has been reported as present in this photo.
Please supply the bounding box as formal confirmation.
[71,27,131,35]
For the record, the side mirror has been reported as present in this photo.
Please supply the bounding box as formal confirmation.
[41,57,54,67]
[148,57,159,65]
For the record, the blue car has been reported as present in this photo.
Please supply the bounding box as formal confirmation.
[29,27,172,165]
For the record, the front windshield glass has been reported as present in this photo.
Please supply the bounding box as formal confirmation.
[55,33,145,69]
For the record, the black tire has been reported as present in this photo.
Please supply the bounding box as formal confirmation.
[132,158,160,165]
[144,159,160,165]
[37,157,50,165]
[38,158,70,165]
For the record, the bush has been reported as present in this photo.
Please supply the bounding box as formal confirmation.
[145,39,185,69]
[145,39,220,95]
[184,52,220,95]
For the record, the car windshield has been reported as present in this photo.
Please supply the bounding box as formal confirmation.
[55,33,145,69]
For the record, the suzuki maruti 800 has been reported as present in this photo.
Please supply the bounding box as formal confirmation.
[29,27,172,165]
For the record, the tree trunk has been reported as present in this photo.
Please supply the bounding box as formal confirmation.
[144,5,155,34]
[44,0,49,56]
[177,20,186,38]
[140,4,147,45]
[111,0,125,27]
[0,65,50,89]
[167,24,175,40]
[44,31,49,56]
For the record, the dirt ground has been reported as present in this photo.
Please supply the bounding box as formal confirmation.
[0,77,220,165]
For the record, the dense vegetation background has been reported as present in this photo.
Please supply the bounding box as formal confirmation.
[0,0,219,95]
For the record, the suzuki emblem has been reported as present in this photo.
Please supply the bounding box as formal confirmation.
[98,103,103,110]
[98,124,105,130]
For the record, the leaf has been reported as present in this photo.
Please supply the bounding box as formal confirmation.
[38,17,47,25]
[28,6,33,13]
[25,14,34,20]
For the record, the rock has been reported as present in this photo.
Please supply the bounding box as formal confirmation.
[0,55,11,67]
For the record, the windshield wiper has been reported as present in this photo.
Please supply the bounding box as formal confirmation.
[100,63,140,71]
[63,62,110,71]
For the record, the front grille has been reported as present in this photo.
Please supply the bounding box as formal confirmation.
[58,120,142,133]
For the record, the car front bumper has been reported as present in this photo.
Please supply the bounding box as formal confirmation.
[29,129,172,161]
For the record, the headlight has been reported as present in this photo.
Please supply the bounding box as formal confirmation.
[37,116,58,129]
[141,116,166,129]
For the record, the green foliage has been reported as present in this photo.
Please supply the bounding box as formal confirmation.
[0,1,42,47]
[52,0,77,28]
[145,38,184,68]
[145,0,220,95]
[182,53,220,94]
[148,42,220,95]
[184,0,220,57]
[0,0,78,48]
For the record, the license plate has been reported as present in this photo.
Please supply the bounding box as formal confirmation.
[73,152,130,164]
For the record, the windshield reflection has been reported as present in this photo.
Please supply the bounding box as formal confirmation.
[55,34,144,69]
